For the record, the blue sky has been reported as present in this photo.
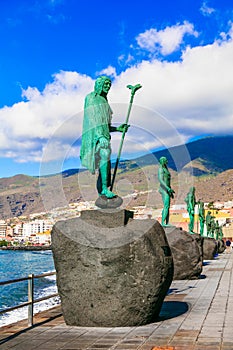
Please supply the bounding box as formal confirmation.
[0,0,233,177]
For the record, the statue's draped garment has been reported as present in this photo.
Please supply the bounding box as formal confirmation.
[80,91,113,174]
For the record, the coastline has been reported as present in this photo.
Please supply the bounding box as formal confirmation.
[0,246,51,251]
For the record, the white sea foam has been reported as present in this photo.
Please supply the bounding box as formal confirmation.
[0,281,60,327]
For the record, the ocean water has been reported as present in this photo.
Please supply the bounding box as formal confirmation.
[0,250,60,326]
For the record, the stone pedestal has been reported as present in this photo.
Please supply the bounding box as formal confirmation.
[51,209,174,327]
[217,239,226,254]
[203,237,218,259]
[164,227,203,280]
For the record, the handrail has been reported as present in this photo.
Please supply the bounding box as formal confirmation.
[0,271,60,327]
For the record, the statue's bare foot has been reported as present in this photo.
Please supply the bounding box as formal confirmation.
[101,188,116,199]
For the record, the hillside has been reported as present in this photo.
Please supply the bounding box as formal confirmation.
[0,135,233,219]
[132,135,233,174]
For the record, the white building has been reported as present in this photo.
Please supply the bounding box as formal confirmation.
[0,220,7,237]
[22,220,53,237]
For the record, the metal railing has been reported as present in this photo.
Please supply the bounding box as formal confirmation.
[0,271,59,327]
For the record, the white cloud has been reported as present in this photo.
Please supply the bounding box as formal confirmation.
[118,53,134,67]
[200,1,215,16]
[0,71,93,162]
[136,21,198,55]
[96,65,117,78]
[1,24,233,167]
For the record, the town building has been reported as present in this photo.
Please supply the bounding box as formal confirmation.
[0,220,7,238]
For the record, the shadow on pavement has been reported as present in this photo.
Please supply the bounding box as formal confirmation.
[158,301,189,321]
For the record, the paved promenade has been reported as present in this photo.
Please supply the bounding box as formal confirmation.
[1,251,233,350]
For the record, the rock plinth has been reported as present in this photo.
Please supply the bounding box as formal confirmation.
[164,226,203,280]
[217,239,226,254]
[51,209,174,327]
[203,237,218,259]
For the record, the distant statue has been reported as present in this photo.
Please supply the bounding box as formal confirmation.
[219,224,223,240]
[80,76,128,199]
[198,201,205,236]
[205,211,212,237]
[210,215,216,238]
[184,187,197,233]
[215,220,220,240]
[158,156,175,226]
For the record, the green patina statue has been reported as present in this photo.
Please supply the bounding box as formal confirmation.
[219,224,223,240]
[198,201,205,236]
[80,76,128,199]
[215,220,220,240]
[158,156,175,226]
[205,210,216,238]
[185,187,197,234]
[205,211,212,237]
[210,215,216,238]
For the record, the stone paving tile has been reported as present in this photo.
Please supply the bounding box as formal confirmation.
[222,344,233,349]
[193,346,221,350]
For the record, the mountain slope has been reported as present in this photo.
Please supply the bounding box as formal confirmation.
[134,135,233,173]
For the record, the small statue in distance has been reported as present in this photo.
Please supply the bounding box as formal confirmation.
[215,219,220,240]
[210,215,216,238]
[198,201,205,236]
[185,187,197,234]
[205,211,212,237]
[158,156,175,227]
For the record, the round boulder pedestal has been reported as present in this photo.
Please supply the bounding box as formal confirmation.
[164,226,203,280]
[51,209,174,327]
[203,237,218,259]
[217,239,226,254]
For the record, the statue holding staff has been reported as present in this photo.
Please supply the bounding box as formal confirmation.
[80,76,141,207]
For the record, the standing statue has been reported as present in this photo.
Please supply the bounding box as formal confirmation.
[215,220,220,240]
[219,224,223,240]
[158,156,175,226]
[198,201,205,236]
[205,211,212,237]
[184,187,197,233]
[80,76,129,199]
[210,215,216,238]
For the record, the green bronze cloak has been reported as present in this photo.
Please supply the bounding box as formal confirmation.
[80,91,113,174]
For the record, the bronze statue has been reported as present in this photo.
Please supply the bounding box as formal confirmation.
[198,201,205,236]
[215,220,220,240]
[205,211,212,237]
[185,187,197,234]
[219,224,223,240]
[158,156,175,226]
[80,76,128,199]
[210,215,216,238]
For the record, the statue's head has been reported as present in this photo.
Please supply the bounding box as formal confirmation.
[190,186,195,193]
[94,76,112,96]
[159,156,168,165]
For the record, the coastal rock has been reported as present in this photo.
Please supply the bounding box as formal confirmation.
[203,237,218,259]
[51,209,174,327]
[164,226,203,280]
